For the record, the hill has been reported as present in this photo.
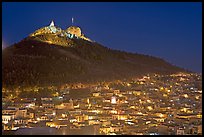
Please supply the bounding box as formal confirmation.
[2,21,188,88]
[2,36,187,88]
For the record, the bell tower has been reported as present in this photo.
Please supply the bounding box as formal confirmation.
[50,20,55,27]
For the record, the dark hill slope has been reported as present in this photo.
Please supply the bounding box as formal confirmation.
[2,37,187,88]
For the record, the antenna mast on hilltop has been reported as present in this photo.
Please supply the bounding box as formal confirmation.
[72,17,74,25]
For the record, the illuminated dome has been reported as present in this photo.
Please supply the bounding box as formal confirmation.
[66,26,82,37]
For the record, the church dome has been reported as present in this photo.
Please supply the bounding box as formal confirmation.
[66,26,82,37]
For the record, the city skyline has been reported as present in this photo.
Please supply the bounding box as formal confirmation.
[2,2,202,72]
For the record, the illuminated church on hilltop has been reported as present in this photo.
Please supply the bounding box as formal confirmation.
[48,19,91,42]
[30,18,92,43]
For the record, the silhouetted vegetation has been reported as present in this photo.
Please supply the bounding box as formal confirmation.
[2,38,187,88]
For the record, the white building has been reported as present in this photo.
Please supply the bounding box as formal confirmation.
[2,114,15,124]
[111,96,117,104]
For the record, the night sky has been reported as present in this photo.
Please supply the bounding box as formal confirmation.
[2,2,202,73]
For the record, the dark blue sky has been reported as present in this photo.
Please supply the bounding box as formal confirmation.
[2,2,202,73]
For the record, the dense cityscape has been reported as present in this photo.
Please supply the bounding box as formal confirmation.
[2,2,202,136]
[2,72,202,135]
